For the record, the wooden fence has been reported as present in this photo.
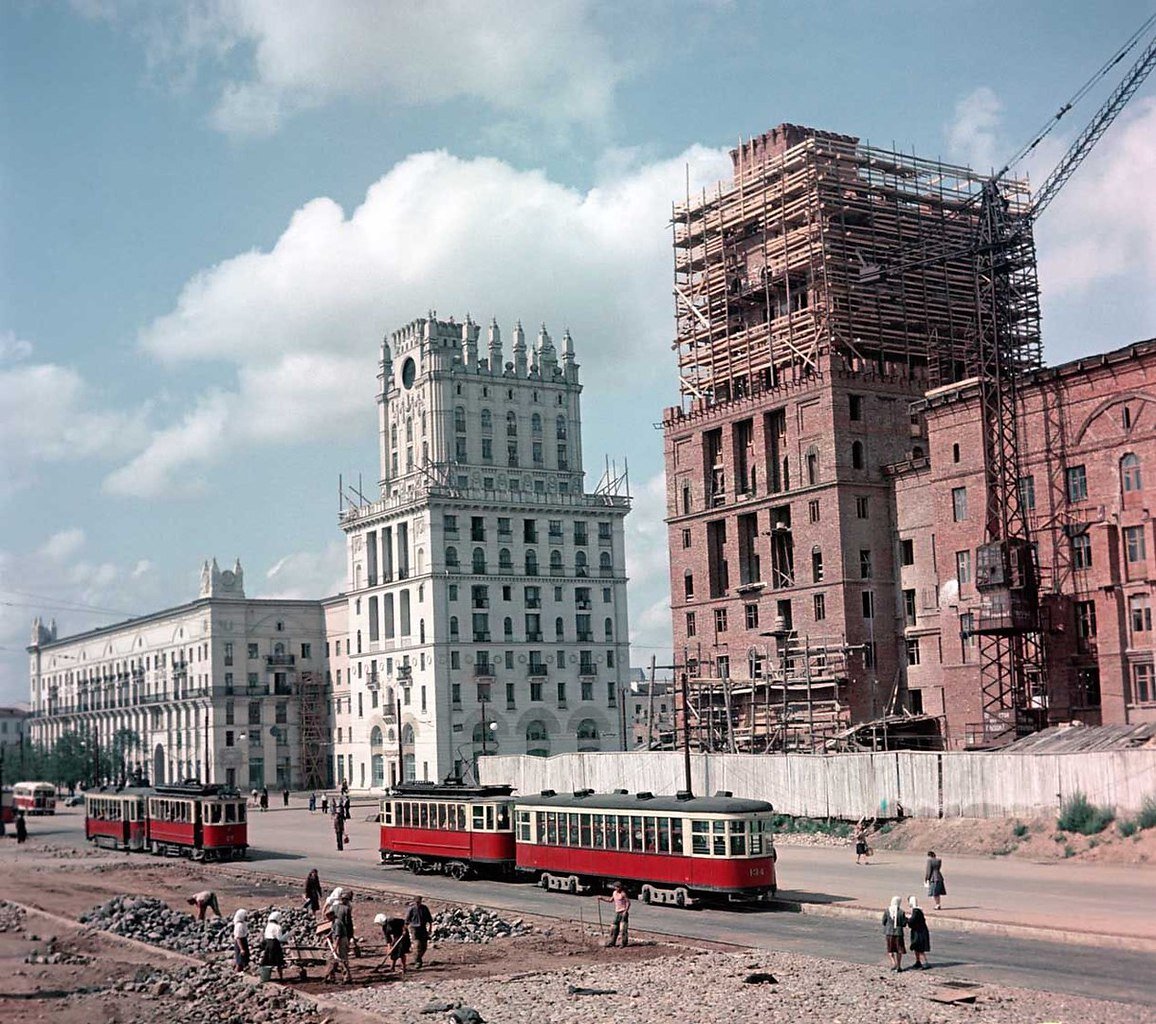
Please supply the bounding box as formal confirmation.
[478,749,1156,819]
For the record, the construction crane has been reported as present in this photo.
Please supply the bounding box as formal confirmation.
[864,16,1156,745]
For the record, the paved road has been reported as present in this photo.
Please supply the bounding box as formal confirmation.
[27,805,1156,1006]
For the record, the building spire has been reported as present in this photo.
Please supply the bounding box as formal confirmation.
[513,320,527,376]
[487,317,502,372]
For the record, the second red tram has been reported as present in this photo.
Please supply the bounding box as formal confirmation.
[379,782,516,878]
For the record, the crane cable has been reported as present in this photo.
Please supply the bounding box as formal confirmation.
[996,11,1156,179]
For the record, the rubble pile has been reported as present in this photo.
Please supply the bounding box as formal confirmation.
[111,963,320,1022]
[0,899,25,933]
[431,905,530,944]
[79,896,315,957]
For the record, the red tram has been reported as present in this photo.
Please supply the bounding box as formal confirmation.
[84,782,248,861]
[379,782,516,878]
[516,789,777,906]
[378,783,777,907]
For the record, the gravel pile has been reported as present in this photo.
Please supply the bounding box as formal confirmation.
[79,896,315,957]
[109,963,320,1023]
[431,906,530,944]
[0,899,25,933]
[332,948,1152,1024]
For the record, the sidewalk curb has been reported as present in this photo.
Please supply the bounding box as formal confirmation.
[776,897,1156,953]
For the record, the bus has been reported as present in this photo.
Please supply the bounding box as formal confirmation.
[13,781,57,815]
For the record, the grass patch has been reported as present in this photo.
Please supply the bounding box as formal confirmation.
[1118,819,1138,838]
[1063,844,1077,858]
[1058,792,1115,836]
[1013,822,1030,838]
[1137,795,1156,831]
[878,822,893,835]
[770,814,852,838]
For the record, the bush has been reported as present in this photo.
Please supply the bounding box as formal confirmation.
[1013,822,1030,838]
[1118,819,1138,838]
[1058,792,1115,836]
[1063,844,1077,858]
[1137,795,1156,831]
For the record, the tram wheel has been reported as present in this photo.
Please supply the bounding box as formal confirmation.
[675,888,687,908]
[640,885,652,904]
[567,876,578,894]
[447,862,469,881]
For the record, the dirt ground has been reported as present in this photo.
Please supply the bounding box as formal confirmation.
[865,815,1156,864]
[0,836,690,1024]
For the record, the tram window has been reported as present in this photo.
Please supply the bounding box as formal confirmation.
[517,810,531,842]
[457,805,466,830]
[563,813,575,846]
[496,804,510,830]
[436,804,446,829]
[545,811,558,845]
[690,820,708,855]
[400,803,409,827]
[579,814,591,847]
[420,803,429,828]
[749,819,762,855]
[617,816,631,851]
[657,817,670,854]
[671,819,684,854]
[382,803,392,826]
[644,817,656,852]
[591,814,605,848]
[712,820,726,856]
[473,805,485,830]
[729,821,747,856]
[630,816,643,852]
[208,805,221,825]
[238,804,247,823]
[225,804,237,823]
[486,805,495,831]
[604,814,617,850]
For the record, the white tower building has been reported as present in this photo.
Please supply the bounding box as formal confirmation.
[339,314,631,787]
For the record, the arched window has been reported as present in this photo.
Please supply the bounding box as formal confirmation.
[449,616,459,638]
[684,571,694,599]
[504,616,514,639]
[851,440,864,470]
[525,549,539,575]
[555,616,565,640]
[531,413,542,435]
[406,417,413,442]
[681,485,691,515]
[419,619,426,643]
[472,723,498,750]
[499,548,513,571]
[454,407,466,433]
[390,424,398,448]
[556,415,567,440]
[370,726,383,748]
[806,447,819,486]
[550,550,564,574]
[575,551,588,577]
[1122,453,1142,492]
[402,723,415,746]
[480,408,492,431]
[604,617,613,640]
[599,551,613,577]
[472,547,487,573]
[506,411,518,436]
[812,545,824,582]
[446,546,459,569]
[577,719,598,740]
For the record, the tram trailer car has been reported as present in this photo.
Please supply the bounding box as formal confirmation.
[380,782,516,879]
[515,789,777,907]
[85,782,248,860]
[13,781,57,815]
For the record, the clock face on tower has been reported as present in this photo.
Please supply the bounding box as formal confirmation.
[401,357,417,389]
[221,570,236,587]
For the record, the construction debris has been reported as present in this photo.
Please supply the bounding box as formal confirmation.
[431,906,530,943]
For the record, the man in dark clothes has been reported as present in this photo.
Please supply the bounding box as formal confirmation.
[15,812,27,843]
[405,895,434,968]
[323,891,354,983]
[283,788,290,807]
[334,808,345,851]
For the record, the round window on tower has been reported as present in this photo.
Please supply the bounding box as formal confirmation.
[401,357,417,389]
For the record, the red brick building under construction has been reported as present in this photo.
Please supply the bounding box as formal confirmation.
[662,123,1155,751]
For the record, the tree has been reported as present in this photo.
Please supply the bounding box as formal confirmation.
[110,728,141,784]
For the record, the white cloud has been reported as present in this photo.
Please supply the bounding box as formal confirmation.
[262,541,346,600]
[102,0,627,138]
[945,86,1003,172]
[112,145,731,496]
[40,529,87,563]
[0,336,149,496]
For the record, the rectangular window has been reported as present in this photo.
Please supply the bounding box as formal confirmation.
[906,639,920,666]
[744,603,759,629]
[1018,475,1035,512]
[855,496,869,519]
[1067,465,1088,502]
[952,486,968,522]
[900,538,914,566]
[714,608,728,633]
[248,643,259,659]
[808,499,820,523]
[530,681,543,702]
[224,642,234,666]
[686,611,696,637]
[557,681,567,704]
[861,590,875,619]
[1075,600,1097,653]
[813,593,826,621]
[859,549,872,579]
[956,550,972,586]
[1129,593,1152,633]
[1131,662,1154,704]
[903,589,917,627]
[1072,532,1093,570]
[1124,526,1147,564]
[682,528,692,549]
[849,394,863,421]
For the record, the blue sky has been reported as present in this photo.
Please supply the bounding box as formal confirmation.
[3,0,1155,704]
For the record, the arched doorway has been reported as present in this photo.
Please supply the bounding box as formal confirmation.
[370,726,384,788]
[402,723,416,782]
[153,743,166,785]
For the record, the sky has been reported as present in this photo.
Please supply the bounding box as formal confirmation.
[2,0,1156,706]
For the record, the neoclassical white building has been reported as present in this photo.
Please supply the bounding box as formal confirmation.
[27,561,329,790]
[337,314,631,786]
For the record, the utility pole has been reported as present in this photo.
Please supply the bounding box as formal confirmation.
[480,699,489,756]
[679,671,693,796]
[396,696,404,783]
[645,655,657,750]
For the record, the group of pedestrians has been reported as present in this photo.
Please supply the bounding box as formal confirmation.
[331,782,353,851]
[882,895,932,971]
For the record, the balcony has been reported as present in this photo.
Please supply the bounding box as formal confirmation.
[473,632,492,642]
[579,665,597,678]
[576,632,593,642]
[266,654,296,668]
[526,632,543,642]
[474,663,495,678]
[528,664,548,677]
